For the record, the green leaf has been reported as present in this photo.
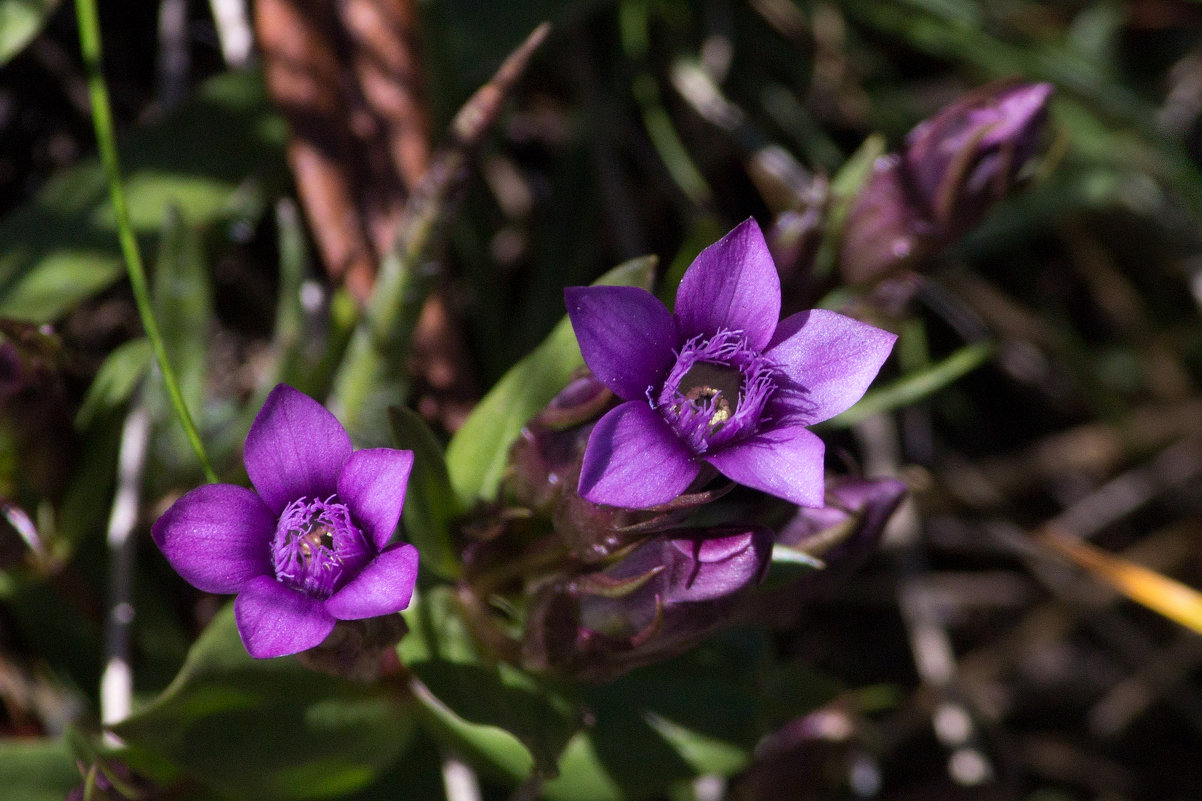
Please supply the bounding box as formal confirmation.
[0,70,287,322]
[406,610,837,801]
[264,199,316,395]
[446,255,656,504]
[830,133,887,201]
[0,737,80,801]
[812,133,886,280]
[414,694,536,785]
[388,405,463,580]
[827,340,995,428]
[536,633,838,801]
[74,338,153,428]
[0,0,61,67]
[401,586,581,781]
[334,731,447,801]
[145,208,215,476]
[152,208,211,409]
[113,604,415,801]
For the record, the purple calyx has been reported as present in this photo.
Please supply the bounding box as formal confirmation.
[272,496,371,599]
[655,329,777,454]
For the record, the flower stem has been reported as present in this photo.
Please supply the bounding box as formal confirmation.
[73,0,217,484]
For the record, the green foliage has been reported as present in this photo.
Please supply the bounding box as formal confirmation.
[113,605,417,800]
[828,340,996,428]
[145,208,215,478]
[445,255,657,504]
[75,339,152,428]
[0,70,287,322]
[0,0,60,66]
[401,584,579,774]
[387,404,463,580]
[402,586,581,781]
[537,634,836,801]
[0,737,79,801]
[402,586,837,801]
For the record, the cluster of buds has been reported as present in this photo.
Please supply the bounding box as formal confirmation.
[454,373,775,681]
[457,219,905,681]
[523,525,773,681]
[459,370,906,682]
[839,81,1053,285]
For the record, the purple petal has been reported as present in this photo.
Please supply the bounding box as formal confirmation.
[673,219,781,350]
[578,401,700,508]
[245,384,353,514]
[664,527,774,603]
[565,286,678,400]
[766,309,896,425]
[234,575,337,658]
[324,543,419,619]
[337,448,415,550]
[151,484,274,594]
[705,426,826,507]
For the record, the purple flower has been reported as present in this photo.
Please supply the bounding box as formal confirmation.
[152,385,419,658]
[565,219,896,509]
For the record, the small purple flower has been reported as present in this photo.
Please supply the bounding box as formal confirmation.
[152,385,419,658]
[565,219,896,509]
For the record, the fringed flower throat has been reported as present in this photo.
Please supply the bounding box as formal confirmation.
[654,330,778,454]
[272,496,371,599]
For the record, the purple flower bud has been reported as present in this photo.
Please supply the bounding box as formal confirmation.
[767,190,827,297]
[152,385,420,659]
[504,373,724,564]
[508,373,615,513]
[294,613,409,681]
[905,81,1052,228]
[776,476,907,601]
[67,760,157,801]
[524,526,773,681]
[840,81,1052,284]
[729,705,866,801]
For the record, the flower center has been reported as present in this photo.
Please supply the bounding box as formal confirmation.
[677,362,742,429]
[271,496,371,599]
[655,330,777,453]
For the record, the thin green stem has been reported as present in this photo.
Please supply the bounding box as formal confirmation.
[74,0,217,483]
[827,340,996,429]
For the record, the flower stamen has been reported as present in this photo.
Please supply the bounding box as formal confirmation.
[272,496,370,599]
[657,330,779,453]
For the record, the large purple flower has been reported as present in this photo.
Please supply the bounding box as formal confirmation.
[152,384,419,658]
[565,219,896,509]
